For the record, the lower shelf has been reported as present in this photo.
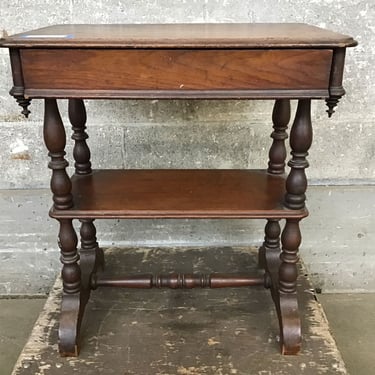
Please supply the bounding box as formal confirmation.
[50,169,308,219]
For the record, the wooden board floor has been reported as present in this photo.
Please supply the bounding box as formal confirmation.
[12,247,346,374]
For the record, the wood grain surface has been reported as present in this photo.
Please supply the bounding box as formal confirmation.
[21,48,332,91]
[1,23,357,48]
[50,169,308,219]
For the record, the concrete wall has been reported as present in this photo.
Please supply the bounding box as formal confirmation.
[0,1,374,294]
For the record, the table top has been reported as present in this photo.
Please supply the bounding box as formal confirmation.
[0,23,357,49]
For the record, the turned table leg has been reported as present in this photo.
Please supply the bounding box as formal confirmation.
[69,98,104,297]
[278,99,312,354]
[57,219,82,356]
[278,218,302,354]
[44,99,84,356]
[80,219,104,300]
[69,98,92,175]
[267,99,290,175]
[258,219,281,272]
[285,99,313,210]
[43,99,72,210]
[259,99,290,269]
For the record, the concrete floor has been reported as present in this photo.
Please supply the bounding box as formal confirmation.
[318,294,375,375]
[1,294,374,374]
[0,298,46,375]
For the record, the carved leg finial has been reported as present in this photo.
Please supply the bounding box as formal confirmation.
[16,95,31,118]
[268,99,291,174]
[325,97,340,118]
[326,48,347,118]
[9,49,32,118]
[285,99,313,210]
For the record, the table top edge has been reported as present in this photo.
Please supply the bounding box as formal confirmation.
[0,23,357,49]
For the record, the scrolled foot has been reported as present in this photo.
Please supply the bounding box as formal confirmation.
[277,218,302,354]
[278,292,301,355]
[59,293,83,356]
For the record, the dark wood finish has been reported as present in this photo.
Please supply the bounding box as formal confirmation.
[285,99,313,209]
[259,218,302,355]
[326,48,347,117]
[13,248,346,375]
[43,99,72,210]
[8,48,31,117]
[57,219,82,356]
[278,219,302,354]
[69,99,92,175]
[258,219,281,269]
[268,99,291,174]
[20,49,333,92]
[92,273,266,289]
[1,24,357,112]
[58,219,81,295]
[50,169,307,219]
[79,219,104,292]
[21,88,331,100]
[1,24,357,48]
[0,23,356,357]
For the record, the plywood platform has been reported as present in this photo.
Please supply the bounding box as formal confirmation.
[12,247,347,374]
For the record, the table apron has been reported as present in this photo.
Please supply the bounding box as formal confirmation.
[20,48,333,97]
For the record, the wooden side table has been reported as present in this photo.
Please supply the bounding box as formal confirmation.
[0,23,356,356]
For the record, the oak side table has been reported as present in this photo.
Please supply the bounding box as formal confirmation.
[0,23,356,356]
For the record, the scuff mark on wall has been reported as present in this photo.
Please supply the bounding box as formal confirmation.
[10,139,31,160]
